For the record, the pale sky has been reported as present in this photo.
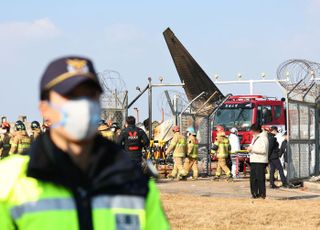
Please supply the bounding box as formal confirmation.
[1,0,320,122]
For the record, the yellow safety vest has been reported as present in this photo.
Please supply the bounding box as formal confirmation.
[0,155,169,230]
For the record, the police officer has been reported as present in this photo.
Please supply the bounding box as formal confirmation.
[165,125,187,180]
[117,116,150,166]
[212,125,231,180]
[30,121,42,142]
[8,120,31,155]
[183,127,199,180]
[0,121,11,158]
[0,56,169,229]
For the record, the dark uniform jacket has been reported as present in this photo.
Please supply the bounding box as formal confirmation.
[267,133,280,160]
[117,125,149,162]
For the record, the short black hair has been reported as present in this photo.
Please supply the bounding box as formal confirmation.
[270,126,278,132]
[250,124,262,132]
[126,116,136,125]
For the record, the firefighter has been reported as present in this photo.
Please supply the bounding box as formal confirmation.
[0,56,169,229]
[165,125,187,180]
[212,125,231,180]
[111,122,122,141]
[30,121,42,142]
[229,127,240,179]
[98,119,115,141]
[0,122,11,158]
[183,127,199,180]
[42,119,51,133]
[8,120,31,155]
[117,116,150,166]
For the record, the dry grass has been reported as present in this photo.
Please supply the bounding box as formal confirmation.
[161,193,320,230]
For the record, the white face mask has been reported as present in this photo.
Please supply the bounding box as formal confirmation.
[51,98,101,141]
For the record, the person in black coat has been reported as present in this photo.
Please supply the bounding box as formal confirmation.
[267,130,288,188]
[117,116,150,166]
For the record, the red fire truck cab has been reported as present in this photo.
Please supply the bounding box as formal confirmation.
[212,95,286,148]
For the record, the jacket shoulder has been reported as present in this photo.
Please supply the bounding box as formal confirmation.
[0,155,29,200]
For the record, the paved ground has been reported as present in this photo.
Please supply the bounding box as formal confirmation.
[158,178,320,229]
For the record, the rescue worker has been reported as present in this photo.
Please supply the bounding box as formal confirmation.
[42,119,51,133]
[117,116,150,166]
[0,122,11,158]
[229,127,240,179]
[0,56,169,229]
[111,122,122,141]
[183,127,199,180]
[30,120,42,142]
[8,120,31,155]
[98,119,114,140]
[165,125,187,180]
[212,125,231,180]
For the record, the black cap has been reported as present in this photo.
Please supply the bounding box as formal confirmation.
[40,56,103,99]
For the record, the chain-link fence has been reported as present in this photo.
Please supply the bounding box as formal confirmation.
[98,70,128,127]
[278,59,320,182]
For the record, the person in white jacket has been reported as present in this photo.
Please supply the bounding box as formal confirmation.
[247,124,269,199]
[229,127,240,178]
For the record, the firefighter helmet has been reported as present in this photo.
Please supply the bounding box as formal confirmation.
[216,125,224,132]
[31,121,41,130]
[186,127,196,135]
[230,127,238,134]
[172,125,180,132]
[15,120,26,131]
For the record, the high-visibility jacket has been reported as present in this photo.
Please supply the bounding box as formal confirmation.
[0,133,11,157]
[187,135,199,159]
[8,131,31,155]
[166,132,186,158]
[212,134,230,159]
[0,134,169,230]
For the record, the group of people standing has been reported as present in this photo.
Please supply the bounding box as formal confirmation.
[0,120,43,158]
[165,126,199,180]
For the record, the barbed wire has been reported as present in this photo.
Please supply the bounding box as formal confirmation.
[97,69,127,109]
[277,59,319,98]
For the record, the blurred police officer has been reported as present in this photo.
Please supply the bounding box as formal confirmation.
[117,116,150,166]
[0,56,169,229]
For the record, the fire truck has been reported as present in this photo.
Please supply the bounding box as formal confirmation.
[212,95,286,148]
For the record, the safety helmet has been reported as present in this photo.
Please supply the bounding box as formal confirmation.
[216,125,224,132]
[1,121,10,130]
[230,127,238,134]
[172,125,180,132]
[111,122,120,129]
[31,121,41,130]
[15,120,26,131]
[186,127,196,135]
[99,119,105,125]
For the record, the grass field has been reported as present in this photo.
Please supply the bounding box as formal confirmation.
[159,179,320,230]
